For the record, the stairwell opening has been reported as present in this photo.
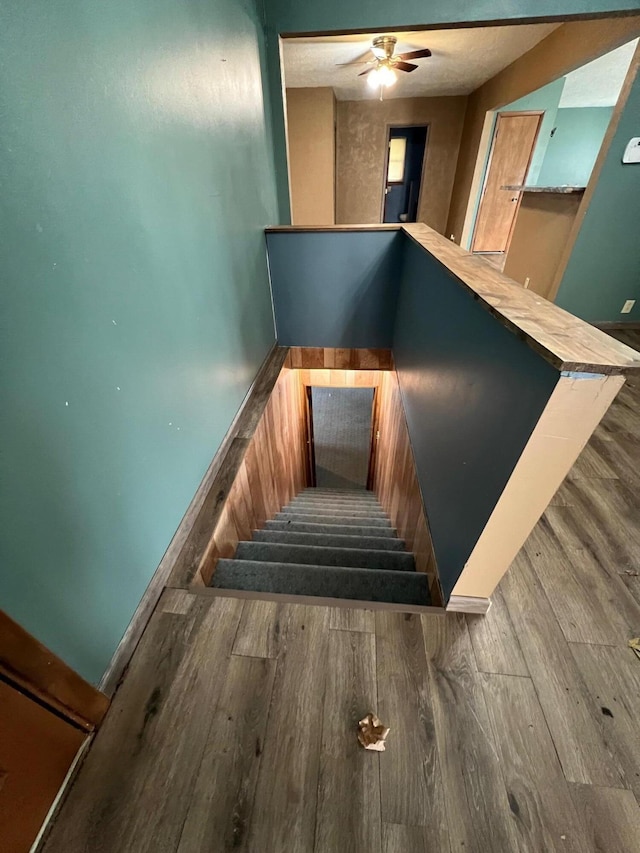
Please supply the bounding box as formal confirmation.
[308,386,375,490]
[193,349,444,610]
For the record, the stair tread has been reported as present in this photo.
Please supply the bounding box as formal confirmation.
[265,520,397,537]
[213,560,430,606]
[253,530,405,551]
[235,541,414,571]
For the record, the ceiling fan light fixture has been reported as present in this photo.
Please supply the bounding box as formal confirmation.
[379,64,397,87]
[367,62,397,89]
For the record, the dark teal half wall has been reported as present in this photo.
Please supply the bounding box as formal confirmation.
[263,1,640,220]
[555,70,640,322]
[393,238,560,598]
[265,228,561,598]
[0,0,278,684]
[266,231,403,346]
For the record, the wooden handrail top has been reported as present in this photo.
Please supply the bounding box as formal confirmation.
[265,224,401,232]
[403,223,640,375]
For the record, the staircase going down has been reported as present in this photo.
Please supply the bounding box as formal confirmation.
[211,488,431,606]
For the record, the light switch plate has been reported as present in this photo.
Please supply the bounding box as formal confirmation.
[622,138,640,163]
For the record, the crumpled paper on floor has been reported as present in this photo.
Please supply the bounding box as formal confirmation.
[357,713,390,751]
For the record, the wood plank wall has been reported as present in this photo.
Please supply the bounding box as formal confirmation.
[198,366,307,585]
[286,348,393,370]
[298,368,382,388]
[373,371,443,606]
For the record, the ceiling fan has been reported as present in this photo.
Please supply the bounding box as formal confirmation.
[341,35,432,93]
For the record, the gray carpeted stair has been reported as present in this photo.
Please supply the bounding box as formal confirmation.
[210,488,430,606]
[265,520,397,537]
[235,541,414,571]
[253,529,405,551]
[273,512,392,527]
[287,500,387,514]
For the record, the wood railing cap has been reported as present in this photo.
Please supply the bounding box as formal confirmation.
[265,224,402,232]
[402,224,640,375]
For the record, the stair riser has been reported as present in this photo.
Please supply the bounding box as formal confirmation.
[288,500,383,511]
[301,489,374,496]
[292,492,379,501]
[297,492,378,501]
[234,542,414,572]
[265,520,397,537]
[274,513,391,528]
[281,507,388,519]
[212,560,430,606]
[252,530,405,551]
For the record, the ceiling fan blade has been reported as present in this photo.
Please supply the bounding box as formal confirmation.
[335,49,375,67]
[395,61,419,73]
[396,48,432,60]
[358,67,374,77]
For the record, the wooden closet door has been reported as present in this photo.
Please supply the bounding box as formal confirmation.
[472,112,542,253]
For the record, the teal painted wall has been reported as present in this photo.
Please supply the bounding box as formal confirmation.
[0,0,278,683]
[263,1,640,220]
[537,106,614,186]
[266,1,639,34]
[556,71,640,321]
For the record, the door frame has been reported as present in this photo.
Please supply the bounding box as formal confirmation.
[470,110,543,255]
[0,610,108,732]
[366,387,380,490]
[379,123,429,223]
[303,383,379,490]
[303,386,316,487]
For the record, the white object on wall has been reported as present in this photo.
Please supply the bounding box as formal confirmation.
[622,137,640,163]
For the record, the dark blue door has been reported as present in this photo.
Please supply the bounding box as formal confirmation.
[383,126,428,224]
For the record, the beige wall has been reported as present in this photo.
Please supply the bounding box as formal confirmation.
[336,96,467,233]
[285,88,335,225]
[446,15,640,245]
[503,192,582,299]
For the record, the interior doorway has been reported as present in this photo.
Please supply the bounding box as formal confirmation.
[308,387,375,489]
[471,111,543,254]
[382,125,428,223]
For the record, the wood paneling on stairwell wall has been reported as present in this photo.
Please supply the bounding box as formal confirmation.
[286,347,393,370]
[298,369,382,388]
[198,367,307,585]
[372,371,442,606]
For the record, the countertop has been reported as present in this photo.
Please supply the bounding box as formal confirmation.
[502,185,586,194]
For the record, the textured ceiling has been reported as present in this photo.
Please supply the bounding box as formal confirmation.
[559,38,638,108]
[282,25,560,101]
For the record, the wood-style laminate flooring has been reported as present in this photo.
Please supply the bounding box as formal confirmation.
[41,332,640,853]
